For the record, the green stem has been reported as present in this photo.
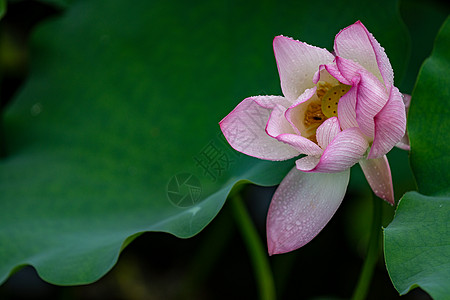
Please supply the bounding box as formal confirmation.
[351,192,383,300]
[230,194,276,300]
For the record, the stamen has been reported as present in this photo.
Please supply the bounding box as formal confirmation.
[303,101,326,143]
[304,102,326,127]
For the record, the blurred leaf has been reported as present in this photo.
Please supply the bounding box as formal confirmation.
[0,0,409,285]
[38,0,69,7]
[408,16,450,196]
[384,192,450,298]
[398,0,450,93]
[0,0,5,20]
[384,16,450,299]
[8,0,69,8]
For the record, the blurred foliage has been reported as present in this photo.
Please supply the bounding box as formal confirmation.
[407,15,450,196]
[384,16,450,299]
[0,0,5,20]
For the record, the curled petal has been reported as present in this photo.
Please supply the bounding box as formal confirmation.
[220,97,299,160]
[325,62,351,85]
[285,87,317,135]
[335,56,362,83]
[359,156,394,205]
[334,21,393,89]
[266,104,296,138]
[298,128,369,173]
[273,36,334,102]
[313,65,340,85]
[267,167,350,255]
[369,86,406,159]
[355,69,389,138]
[316,117,341,149]
[276,134,323,156]
[335,56,390,137]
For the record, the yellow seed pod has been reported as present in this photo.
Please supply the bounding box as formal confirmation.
[321,84,351,118]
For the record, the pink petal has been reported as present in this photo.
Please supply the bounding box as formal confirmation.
[273,36,334,102]
[297,128,369,173]
[267,167,350,255]
[219,97,300,160]
[355,68,389,138]
[369,86,406,159]
[337,83,359,130]
[316,117,341,149]
[359,156,394,205]
[334,21,393,89]
[276,134,323,156]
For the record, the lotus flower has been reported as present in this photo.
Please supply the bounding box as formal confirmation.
[219,21,408,255]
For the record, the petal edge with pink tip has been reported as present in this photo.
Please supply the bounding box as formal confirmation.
[276,134,323,156]
[267,168,350,255]
[334,21,393,88]
[219,97,299,161]
[355,69,389,138]
[316,117,341,150]
[298,128,369,173]
[369,86,406,159]
[273,36,334,102]
[359,156,395,205]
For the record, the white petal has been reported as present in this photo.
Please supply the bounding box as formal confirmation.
[254,95,291,109]
[273,36,334,102]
